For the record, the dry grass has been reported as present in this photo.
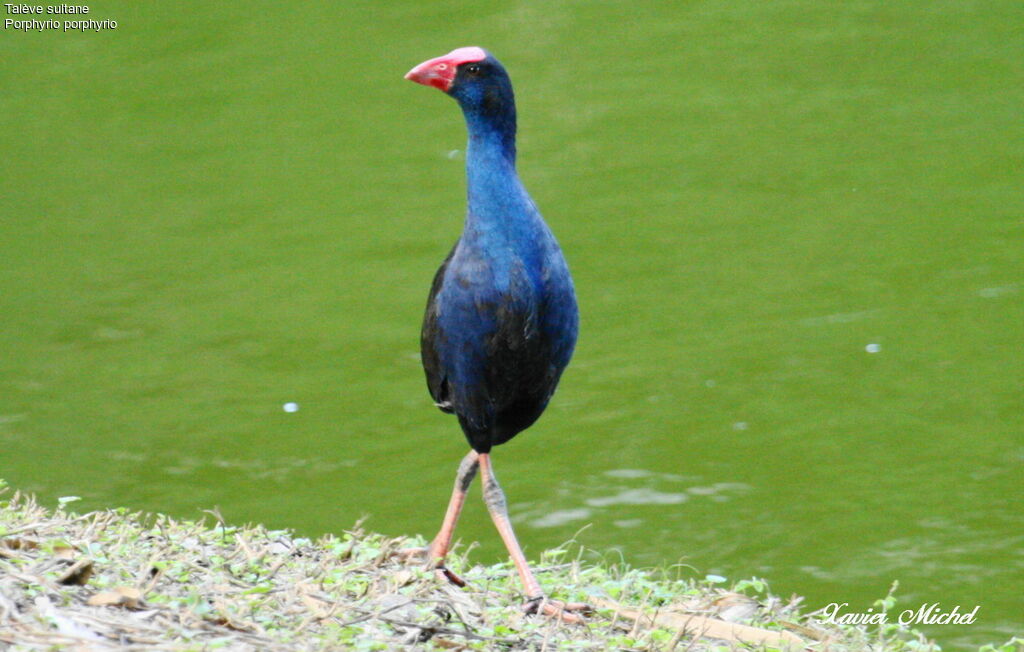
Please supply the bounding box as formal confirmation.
[0,481,948,651]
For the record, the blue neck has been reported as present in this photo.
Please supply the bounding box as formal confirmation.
[460,101,529,230]
[462,95,516,164]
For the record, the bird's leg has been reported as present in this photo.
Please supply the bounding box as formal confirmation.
[427,449,479,583]
[477,453,590,623]
[399,450,478,586]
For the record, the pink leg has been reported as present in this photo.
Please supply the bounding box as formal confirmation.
[424,450,479,585]
[478,453,590,623]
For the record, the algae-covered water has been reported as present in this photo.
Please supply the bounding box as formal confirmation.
[2,2,1021,647]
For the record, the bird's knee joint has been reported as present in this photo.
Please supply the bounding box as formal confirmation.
[456,458,479,492]
[483,479,506,511]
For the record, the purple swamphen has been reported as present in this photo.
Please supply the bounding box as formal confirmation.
[404,47,586,621]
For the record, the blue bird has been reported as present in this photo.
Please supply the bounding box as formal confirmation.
[405,47,586,621]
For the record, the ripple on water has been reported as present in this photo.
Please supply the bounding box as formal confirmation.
[613,519,643,529]
[529,508,593,528]
[162,456,357,482]
[798,309,881,327]
[603,468,651,479]
[586,488,689,507]
[521,472,752,532]
[605,468,688,482]
[977,284,1019,298]
[686,482,752,498]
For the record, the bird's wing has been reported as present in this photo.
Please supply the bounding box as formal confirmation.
[446,262,551,433]
[421,241,459,413]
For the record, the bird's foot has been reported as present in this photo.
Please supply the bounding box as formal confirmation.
[394,545,430,562]
[522,595,592,624]
[435,566,467,587]
[395,546,467,587]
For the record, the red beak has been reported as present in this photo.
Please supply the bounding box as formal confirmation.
[405,46,488,93]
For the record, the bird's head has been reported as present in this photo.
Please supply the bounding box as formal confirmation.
[405,47,515,119]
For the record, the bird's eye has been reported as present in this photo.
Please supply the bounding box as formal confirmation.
[465,64,481,74]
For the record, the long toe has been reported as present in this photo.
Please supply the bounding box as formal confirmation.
[395,547,467,587]
[395,546,429,561]
[395,543,444,568]
[522,597,592,624]
[436,566,466,587]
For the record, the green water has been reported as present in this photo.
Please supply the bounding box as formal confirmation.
[2,2,1021,647]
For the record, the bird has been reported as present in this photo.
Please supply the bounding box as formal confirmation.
[404,47,586,621]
